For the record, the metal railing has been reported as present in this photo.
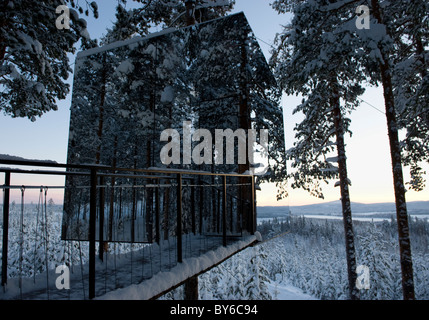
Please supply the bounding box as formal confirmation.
[0,159,256,299]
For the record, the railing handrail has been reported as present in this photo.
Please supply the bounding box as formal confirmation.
[0,159,255,178]
[1,158,256,300]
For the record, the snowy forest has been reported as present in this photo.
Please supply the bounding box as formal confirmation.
[1,202,428,300]
[1,0,428,301]
[159,214,429,300]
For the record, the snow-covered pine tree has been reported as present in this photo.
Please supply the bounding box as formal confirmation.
[357,223,400,300]
[129,0,235,28]
[271,0,367,300]
[198,272,214,299]
[361,0,417,300]
[0,0,98,121]
[208,263,226,299]
[412,252,429,300]
[218,258,241,299]
[391,1,429,192]
[244,246,272,300]
[272,0,423,300]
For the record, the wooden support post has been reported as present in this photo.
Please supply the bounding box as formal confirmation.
[1,171,10,287]
[184,275,199,300]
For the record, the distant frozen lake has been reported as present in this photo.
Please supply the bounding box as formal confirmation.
[257,213,429,224]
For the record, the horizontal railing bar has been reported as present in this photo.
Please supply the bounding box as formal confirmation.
[0,168,193,181]
[1,185,66,190]
[97,173,174,180]
[0,168,88,176]
[143,169,253,178]
[0,159,255,178]
[0,183,253,191]
[187,183,252,187]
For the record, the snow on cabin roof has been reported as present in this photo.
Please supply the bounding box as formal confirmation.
[76,12,253,60]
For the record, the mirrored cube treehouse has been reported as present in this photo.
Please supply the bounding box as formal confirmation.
[61,13,285,296]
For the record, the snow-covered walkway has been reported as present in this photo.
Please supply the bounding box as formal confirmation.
[1,234,258,300]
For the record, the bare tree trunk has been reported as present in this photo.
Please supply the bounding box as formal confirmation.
[185,0,196,26]
[331,84,359,300]
[0,18,7,61]
[371,0,415,300]
[238,38,252,233]
[380,62,415,300]
[96,56,107,165]
[108,136,118,241]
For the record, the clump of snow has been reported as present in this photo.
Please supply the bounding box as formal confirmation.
[200,49,210,58]
[198,0,232,9]
[97,235,257,300]
[160,86,175,103]
[115,60,134,75]
[143,44,157,59]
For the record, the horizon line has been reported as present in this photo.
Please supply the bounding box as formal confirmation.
[258,199,429,207]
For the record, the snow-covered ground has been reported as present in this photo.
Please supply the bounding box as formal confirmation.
[268,281,316,300]
[2,203,428,300]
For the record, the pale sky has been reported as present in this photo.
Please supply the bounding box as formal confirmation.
[0,0,427,206]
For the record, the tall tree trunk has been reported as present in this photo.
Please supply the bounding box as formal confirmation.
[185,0,196,26]
[145,91,156,242]
[163,185,170,240]
[108,136,118,241]
[131,144,138,242]
[371,0,415,300]
[238,37,252,233]
[163,102,173,240]
[331,84,359,300]
[0,18,7,61]
[96,56,107,165]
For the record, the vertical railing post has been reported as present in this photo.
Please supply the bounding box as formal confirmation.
[191,179,195,235]
[240,198,244,233]
[250,175,256,235]
[216,188,220,233]
[198,176,203,235]
[98,175,105,261]
[222,175,227,247]
[1,171,11,287]
[177,174,182,263]
[155,182,160,245]
[89,168,97,299]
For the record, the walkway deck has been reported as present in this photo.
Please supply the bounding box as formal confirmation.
[0,234,258,300]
